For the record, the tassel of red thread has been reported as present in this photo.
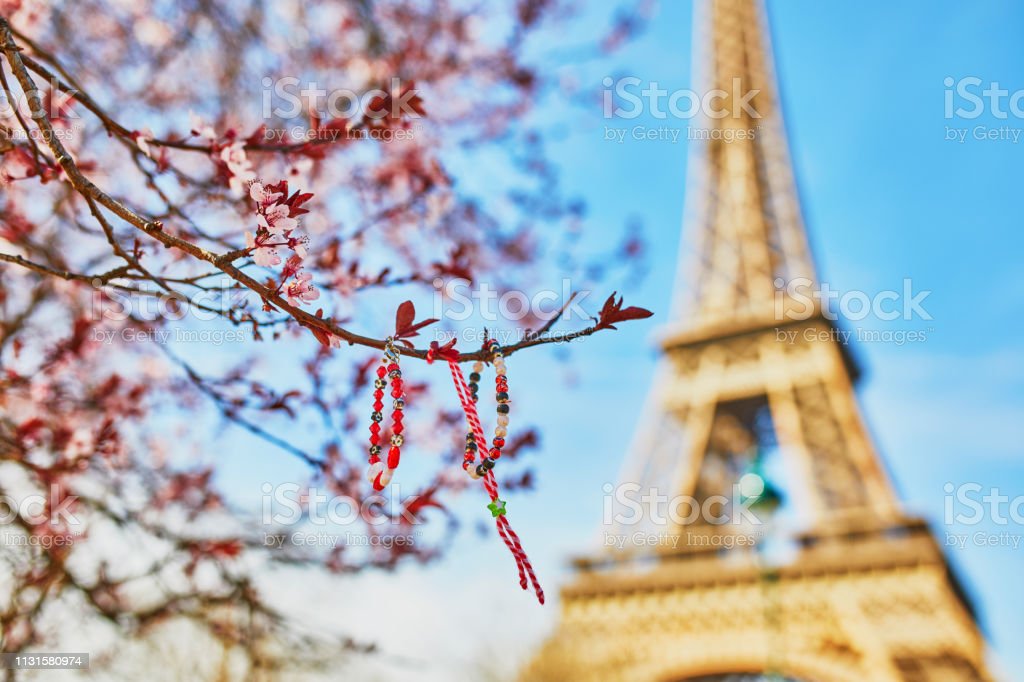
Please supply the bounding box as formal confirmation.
[428,341,544,604]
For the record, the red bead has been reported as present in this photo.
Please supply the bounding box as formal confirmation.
[370,433,381,445]
[370,423,381,434]
[373,401,383,411]
[393,410,404,422]
[393,421,404,434]
[387,446,401,468]
[391,388,401,398]
[376,366,386,377]
[493,437,505,448]
[368,454,381,465]
[489,447,501,459]
[387,363,399,373]
[373,389,384,399]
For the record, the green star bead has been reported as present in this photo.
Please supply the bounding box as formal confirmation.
[487,499,507,518]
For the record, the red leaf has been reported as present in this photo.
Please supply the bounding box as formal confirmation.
[595,292,653,330]
[395,300,416,335]
[393,300,439,340]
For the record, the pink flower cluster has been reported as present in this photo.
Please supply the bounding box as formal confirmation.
[245,180,319,307]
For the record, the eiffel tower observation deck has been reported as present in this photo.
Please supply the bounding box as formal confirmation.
[523,1,993,680]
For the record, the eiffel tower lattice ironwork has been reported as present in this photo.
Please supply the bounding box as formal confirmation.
[523,1,993,680]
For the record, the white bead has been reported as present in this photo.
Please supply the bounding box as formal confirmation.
[466,465,481,479]
[366,461,385,484]
[495,426,507,438]
[497,414,510,427]
[377,467,394,487]
[473,361,484,373]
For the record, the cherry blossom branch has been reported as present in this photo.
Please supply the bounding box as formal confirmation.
[1,17,647,365]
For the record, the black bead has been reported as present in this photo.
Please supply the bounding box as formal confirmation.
[469,372,481,382]
[388,369,401,379]
[371,411,383,422]
[481,457,496,470]
[475,464,488,477]
[466,441,478,451]
[374,378,386,390]
[369,445,381,455]
[496,392,509,403]
[496,404,509,414]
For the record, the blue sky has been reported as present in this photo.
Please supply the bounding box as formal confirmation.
[190,1,1024,679]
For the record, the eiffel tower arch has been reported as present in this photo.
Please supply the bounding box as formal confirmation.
[523,1,993,680]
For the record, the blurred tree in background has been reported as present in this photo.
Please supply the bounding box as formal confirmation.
[0,0,650,678]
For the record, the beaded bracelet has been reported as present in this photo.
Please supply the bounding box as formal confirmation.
[426,338,544,604]
[366,337,406,491]
[464,340,510,479]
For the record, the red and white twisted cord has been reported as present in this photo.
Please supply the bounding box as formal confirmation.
[432,346,544,604]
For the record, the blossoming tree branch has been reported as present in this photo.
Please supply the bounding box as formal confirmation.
[0,0,650,671]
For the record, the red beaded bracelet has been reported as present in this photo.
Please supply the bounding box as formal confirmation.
[366,337,405,491]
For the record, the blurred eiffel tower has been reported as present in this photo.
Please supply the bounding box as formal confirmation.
[523,1,992,680]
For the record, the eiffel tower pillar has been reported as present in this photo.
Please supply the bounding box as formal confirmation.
[523,1,993,680]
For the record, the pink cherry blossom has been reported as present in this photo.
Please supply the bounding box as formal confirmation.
[290,237,309,260]
[249,181,283,206]
[257,203,298,235]
[134,129,154,158]
[245,231,281,267]
[285,272,319,306]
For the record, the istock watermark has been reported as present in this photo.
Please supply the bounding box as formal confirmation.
[943,482,1024,551]
[774,277,932,322]
[91,328,247,346]
[261,531,416,551]
[601,76,762,145]
[261,76,424,122]
[602,124,756,145]
[601,529,763,551]
[944,76,1024,120]
[0,76,79,122]
[602,76,761,120]
[260,482,423,527]
[0,487,81,528]
[90,278,248,323]
[431,278,590,323]
[943,76,1024,144]
[602,475,770,528]
[944,483,1024,526]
